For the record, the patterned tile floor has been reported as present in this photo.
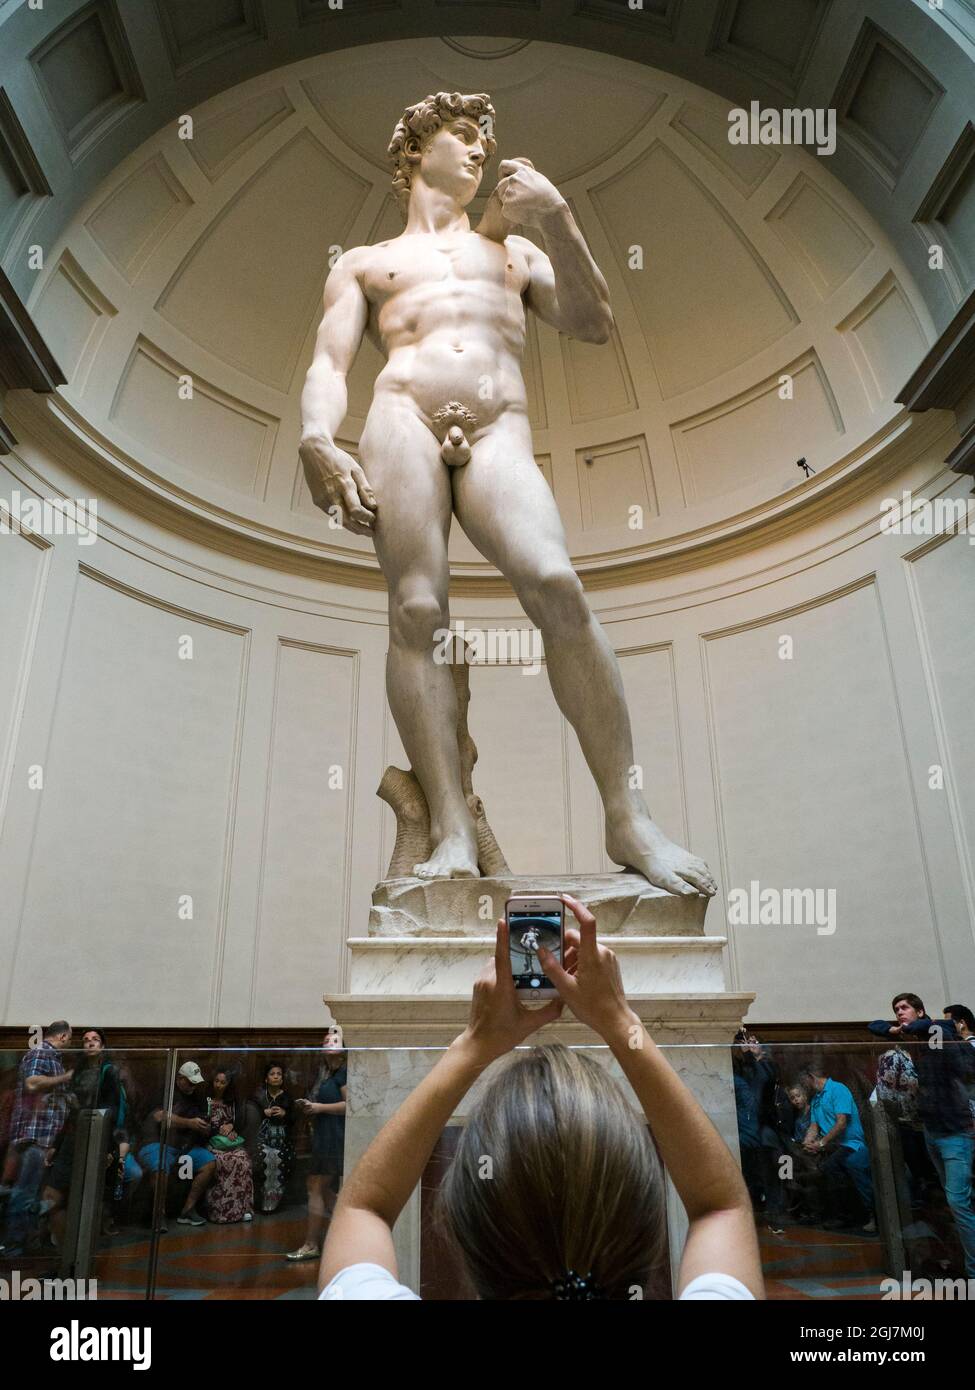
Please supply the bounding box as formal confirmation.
[1,1211,962,1299]
[758,1224,887,1299]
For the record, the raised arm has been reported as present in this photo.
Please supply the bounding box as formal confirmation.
[514,224,613,344]
[318,925,562,1293]
[541,895,764,1299]
[479,158,613,343]
[299,250,377,535]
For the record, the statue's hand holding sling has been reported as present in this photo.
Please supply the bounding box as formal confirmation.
[476,158,567,242]
[299,436,378,536]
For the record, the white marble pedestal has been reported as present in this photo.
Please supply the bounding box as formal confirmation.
[325,874,754,1297]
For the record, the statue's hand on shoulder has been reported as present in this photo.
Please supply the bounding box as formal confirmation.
[299,436,377,536]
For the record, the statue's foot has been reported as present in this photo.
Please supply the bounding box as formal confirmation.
[606,809,717,898]
[413,829,480,880]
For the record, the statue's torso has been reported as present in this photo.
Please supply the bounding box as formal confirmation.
[356,230,533,427]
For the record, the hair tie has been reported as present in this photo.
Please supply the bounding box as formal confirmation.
[550,1269,605,1301]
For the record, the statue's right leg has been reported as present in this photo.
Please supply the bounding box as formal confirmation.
[359,401,479,879]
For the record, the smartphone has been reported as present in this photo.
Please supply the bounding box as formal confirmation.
[505,895,564,1000]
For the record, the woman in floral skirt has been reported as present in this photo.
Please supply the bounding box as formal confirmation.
[205,1070,254,1224]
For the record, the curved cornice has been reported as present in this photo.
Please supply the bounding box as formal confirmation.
[5,387,956,595]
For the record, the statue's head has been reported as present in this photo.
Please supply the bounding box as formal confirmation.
[387,91,497,216]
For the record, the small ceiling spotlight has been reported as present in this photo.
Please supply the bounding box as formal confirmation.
[796,457,815,478]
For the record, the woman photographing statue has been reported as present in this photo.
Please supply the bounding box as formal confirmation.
[316,895,763,1300]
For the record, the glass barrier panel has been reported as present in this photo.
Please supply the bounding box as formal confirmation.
[0,1044,171,1301]
[6,1037,972,1300]
[730,1038,975,1300]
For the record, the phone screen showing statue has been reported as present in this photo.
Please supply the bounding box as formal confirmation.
[508,911,562,991]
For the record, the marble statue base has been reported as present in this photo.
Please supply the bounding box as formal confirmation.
[351,872,720,994]
[325,874,754,1296]
[366,871,708,936]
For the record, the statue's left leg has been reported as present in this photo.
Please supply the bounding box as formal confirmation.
[451,413,716,898]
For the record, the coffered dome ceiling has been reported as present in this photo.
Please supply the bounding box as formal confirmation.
[7,13,971,581]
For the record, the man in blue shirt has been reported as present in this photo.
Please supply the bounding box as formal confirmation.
[800,1065,875,1231]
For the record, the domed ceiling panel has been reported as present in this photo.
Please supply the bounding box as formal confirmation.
[156,129,370,391]
[915,122,975,305]
[837,273,928,412]
[765,174,872,298]
[834,22,944,189]
[669,100,779,196]
[301,47,666,184]
[561,329,636,422]
[86,153,193,281]
[575,435,658,530]
[707,0,831,97]
[28,0,145,163]
[33,251,115,392]
[941,157,975,284]
[185,87,295,181]
[672,351,842,504]
[156,0,266,76]
[591,142,799,399]
[111,337,277,495]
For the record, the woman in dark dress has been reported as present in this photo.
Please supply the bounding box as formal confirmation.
[253,1061,295,1214]
[286,1030,347,1261]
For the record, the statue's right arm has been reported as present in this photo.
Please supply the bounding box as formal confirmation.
[299,251,377,535]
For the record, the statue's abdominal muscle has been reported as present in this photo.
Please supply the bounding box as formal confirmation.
[367,240,529,425]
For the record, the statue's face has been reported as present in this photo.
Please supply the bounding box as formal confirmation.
[417,115,488,207]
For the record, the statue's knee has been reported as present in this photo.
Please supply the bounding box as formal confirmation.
[390,592,448,650]
[522,567,587,632]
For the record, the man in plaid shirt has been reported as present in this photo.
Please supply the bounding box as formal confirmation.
[2,1021,74,1254]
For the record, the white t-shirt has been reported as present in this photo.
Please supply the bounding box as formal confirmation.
[319,1263,754,1301]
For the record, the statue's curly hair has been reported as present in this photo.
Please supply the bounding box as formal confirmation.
[387,91,497,214]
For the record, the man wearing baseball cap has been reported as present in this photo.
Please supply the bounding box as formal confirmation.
[137,1060,215,1228]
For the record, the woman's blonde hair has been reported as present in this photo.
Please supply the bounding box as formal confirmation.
[436,1043,667,1299]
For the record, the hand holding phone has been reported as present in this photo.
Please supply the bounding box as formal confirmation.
[535,894,635,1042]
[456,917,564,1062]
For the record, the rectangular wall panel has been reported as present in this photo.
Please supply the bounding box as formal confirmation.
[467,660,570,876]
[705,582,940,1019]
[909,533,975,925]
[7,570,246,1026]
[252,641,356,1023]
[0,528,48,831]
[617,644,687,854]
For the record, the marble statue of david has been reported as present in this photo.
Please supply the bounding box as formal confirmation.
[299,91,716,898]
